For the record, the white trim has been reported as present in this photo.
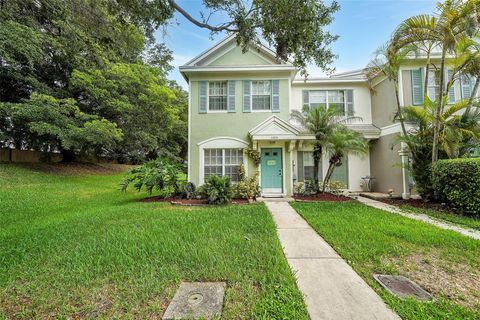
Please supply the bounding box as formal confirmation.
[206,80,228,113]
[251,80,272,112]
[292,78,367,84]
[187,80,192,182]
[380,123,403,137]
[180,65,296,72]
[398,68,404,107]
[185,34,237,66]
[249,115,300,136]
[198,137,249,185]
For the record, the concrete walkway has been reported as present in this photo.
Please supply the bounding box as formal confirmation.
[356,196,480,241]
[264,200,399,320]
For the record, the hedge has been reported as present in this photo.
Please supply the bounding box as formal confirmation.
[432,158,480,215]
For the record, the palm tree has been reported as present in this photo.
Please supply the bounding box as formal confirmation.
[366,42,416,137]
[291,105,359,191]
[391,0,480,162]
[322,128,368,191]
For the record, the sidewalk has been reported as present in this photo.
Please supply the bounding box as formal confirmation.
[264,200,399,320]
[356,196,480,241]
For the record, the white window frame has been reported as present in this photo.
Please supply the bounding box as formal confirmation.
[427,69,441,101]
[197,137,248,185]
[208,81,228,112]
[303,151,315,181]
[251,80,272,112]
[307,90,347,115]
[203,148,244,182]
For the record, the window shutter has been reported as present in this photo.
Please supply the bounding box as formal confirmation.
[227,80,236,113]
[272,80,280,113]
[346,90,354,116]
[447,69,455,103]
[199,81,207,113]
[461,74,473,99]
[411,69,423,105]
[243,80,251,113]
[302,90,309,110]
[297,151,304,182]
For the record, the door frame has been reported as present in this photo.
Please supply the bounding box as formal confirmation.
[259,146,285,195]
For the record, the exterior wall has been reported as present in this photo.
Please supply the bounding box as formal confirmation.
[294,141,370,191]
[188,71,292,192]
[369,133,403,194]
[371,78,397,128]
[291,82,372,123]
[209,46,272,66]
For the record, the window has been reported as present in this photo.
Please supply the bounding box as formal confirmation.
[303,152,315,180]
[307,90,345,114]
[427,70,441,101]
[204,148,243,182]
[252,80,271,110]
[209,81,227,111]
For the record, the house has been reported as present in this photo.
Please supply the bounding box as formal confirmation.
[179,34,478,197]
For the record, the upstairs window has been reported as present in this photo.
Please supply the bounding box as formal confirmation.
[306,90,346,114]
[252,80,271,110]
[209,81,227,111]
[204,148,243,182]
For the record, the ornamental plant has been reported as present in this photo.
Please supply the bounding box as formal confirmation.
[203,176,233,205]
[233,164,260,200]
[432,158,480,215]
[119,158,184,198]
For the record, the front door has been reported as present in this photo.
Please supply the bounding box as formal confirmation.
[261,148,283,194]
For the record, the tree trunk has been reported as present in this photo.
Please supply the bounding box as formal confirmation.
[432,46,447,163]
[394,82,408,137]
[313,143,322,192]
[424,63,430,100]
[466,76,480,114]
[322,156,339,192]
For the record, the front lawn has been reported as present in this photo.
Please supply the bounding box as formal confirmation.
[0,164,308,319]
[400,204,480,231]
[292,201,480,320]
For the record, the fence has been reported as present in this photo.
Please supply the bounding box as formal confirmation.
[0,148,63,163]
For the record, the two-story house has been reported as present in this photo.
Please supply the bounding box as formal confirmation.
[180,34,478,197]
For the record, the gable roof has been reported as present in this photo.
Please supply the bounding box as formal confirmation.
[249,115,301,140]
[179,34,297,80]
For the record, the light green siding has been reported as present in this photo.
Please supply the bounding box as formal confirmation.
[209,46,273,66]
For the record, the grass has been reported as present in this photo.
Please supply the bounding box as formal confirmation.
[291,201,480,320]
[0,163,308,319]
[399,204,480,231]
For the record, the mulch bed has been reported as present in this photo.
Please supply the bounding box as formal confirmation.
[293,192,353,202]
[139,196,251,206]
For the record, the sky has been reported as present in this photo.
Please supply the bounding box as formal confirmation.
[155,0,438,88]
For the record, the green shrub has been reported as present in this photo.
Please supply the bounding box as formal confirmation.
[233,165,260,200]
[119,158,184,197]
[203,176,233,205]
[293,182,305,195]
[320,180,346,194]
[432,158,480,215]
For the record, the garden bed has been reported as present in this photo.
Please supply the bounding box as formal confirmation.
[139,196,251,205]
[293,192,352,202]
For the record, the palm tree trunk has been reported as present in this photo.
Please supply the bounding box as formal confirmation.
[432,46,447,163]
[322,157,339,192]
[466,76,480,113]
[313,143,322,192]
[394,83,408,137]
[424,63,430,100]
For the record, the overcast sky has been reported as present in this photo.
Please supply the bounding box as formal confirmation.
[155,0,438,88]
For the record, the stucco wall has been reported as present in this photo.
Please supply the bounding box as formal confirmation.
[371,78,397,129]
[188,72,292,191]
[369,133,403,194]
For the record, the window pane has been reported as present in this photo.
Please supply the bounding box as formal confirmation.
[208,81,227,110]
[252,95,271,110]
[303,152,314,166]
[309,91,327,104]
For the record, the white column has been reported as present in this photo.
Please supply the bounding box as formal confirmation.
[398,143,410,199]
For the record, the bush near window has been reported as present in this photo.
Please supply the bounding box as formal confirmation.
[233,165,260,200]
[120,159,185,198]
[203,176,233,205]
[432,158,480,216]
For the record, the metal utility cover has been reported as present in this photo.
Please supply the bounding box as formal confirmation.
[374,274,433,301]
[162,282,226,320]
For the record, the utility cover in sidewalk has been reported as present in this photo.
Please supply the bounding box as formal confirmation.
[374,274,433,301]
[162,282,226,320]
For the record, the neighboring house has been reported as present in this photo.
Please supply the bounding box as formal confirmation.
[180,34,479,197]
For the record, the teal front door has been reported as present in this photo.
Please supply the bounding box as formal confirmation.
[261,148,283,193]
